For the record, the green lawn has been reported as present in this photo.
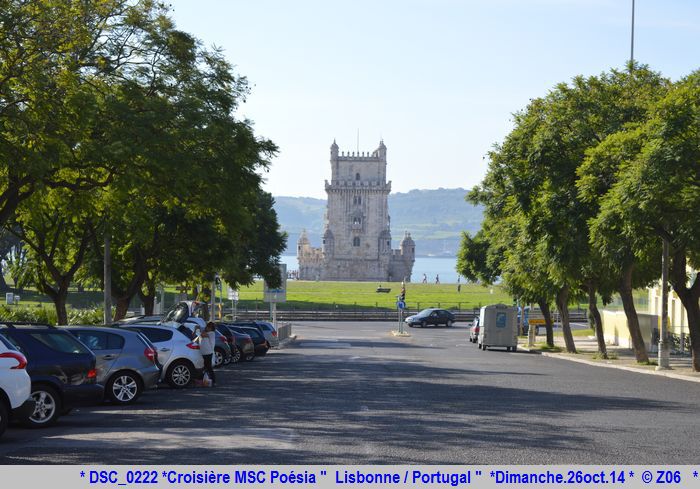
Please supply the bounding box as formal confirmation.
[232,280,511,311]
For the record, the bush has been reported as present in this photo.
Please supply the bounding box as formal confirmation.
[0,305,104,325]
[0,305,58,324]
[68,307,104,325]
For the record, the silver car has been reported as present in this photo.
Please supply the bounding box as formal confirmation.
[66,327,161,404]
[254,321,280,348]
[118,324,204,389]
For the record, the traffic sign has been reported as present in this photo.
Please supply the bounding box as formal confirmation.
[264,263,287,303]
[396,301,405,310]
[228,288,239,301]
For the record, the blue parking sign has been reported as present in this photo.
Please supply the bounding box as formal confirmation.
[397,301,405,309]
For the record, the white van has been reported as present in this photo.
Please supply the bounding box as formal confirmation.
[477,304,518,352]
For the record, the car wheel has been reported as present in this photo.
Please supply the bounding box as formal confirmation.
[107,371,142,404]
[0,400,8,438]
[447,320,453,327]
[420,321,426,328]
[214,347,225,368]
[230,346,241,364]
[166,361,193,389]
[223,351,232,365]
[25,385,61,428]
[512,345,517,352]
[244,353,255,362]
[408,323,414,328]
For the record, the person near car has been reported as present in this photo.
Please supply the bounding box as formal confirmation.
[199,323,217,386]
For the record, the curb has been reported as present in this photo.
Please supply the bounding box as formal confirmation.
[277,334,297,349]
[520,346,700,384]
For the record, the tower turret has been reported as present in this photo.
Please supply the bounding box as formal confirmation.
[400,231,415,257]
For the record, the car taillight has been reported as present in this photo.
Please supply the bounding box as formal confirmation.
[144,347,157,363]
[87,369,97,379]
[186,342,200,350]
[0,351,27,369]
[272,331,277,337]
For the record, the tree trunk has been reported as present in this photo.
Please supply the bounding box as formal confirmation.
[668,250,700,371]
[538,299,555,347]
[556,285,577,353]
[45,280,69,325]
[687,303,700,372]
[587,282,608,359]
[114,297,131,321]
[138,279,156,316]
[0,273,8,292]
[618,262,649,363]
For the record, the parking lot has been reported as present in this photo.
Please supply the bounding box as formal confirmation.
[1,321,700,465]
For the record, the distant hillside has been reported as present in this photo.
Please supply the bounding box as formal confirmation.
[273,188,482,257]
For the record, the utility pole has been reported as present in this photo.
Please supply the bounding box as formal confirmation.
[657,238,671,370]
[630,0,635,69]
[103,223,112,324]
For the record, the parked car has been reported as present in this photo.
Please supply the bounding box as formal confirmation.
[216,324,254,363]
[0,323,103,428]
[469,317,480,343]
[224,324,270,360]
[64,327,160,404]
[116,324,203,388]
[253,321,279,348]
[216,323,255,363]
[115,315,163,325]
[165,322,232,368]
[0,335,34,437]
[405,308,456,328]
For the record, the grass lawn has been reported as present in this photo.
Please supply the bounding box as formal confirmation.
[232,280,511,311]
[3,280,513,313]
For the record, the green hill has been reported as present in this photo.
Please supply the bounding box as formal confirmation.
[274,188,482,256]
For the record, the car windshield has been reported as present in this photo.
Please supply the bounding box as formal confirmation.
[163,303,189,323]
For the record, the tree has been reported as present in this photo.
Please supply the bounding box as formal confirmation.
[9,186,97,324]
[598,72,700,370]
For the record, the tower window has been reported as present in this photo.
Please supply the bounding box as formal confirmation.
[353,217,361,225]
[355,173,360,181]
[353,237,360,247]
[353,195,362,205]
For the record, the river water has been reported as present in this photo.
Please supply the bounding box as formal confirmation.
[280,255,460,283]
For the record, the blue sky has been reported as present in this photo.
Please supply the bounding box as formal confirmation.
[168,0,700,198]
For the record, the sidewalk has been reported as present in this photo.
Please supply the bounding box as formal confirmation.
[519,334,700,384]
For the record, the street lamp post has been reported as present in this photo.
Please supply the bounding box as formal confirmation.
[657,238,671,370]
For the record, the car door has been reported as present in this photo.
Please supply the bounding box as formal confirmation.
[71,330,121,384]
[429,311,440,326]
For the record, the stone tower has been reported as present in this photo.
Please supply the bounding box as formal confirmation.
[297,140,415,282]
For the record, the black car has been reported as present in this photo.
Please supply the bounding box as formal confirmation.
[224,324,269,360]
[405,308,456,328]
[214,324,254,363]
[0,323,104,427]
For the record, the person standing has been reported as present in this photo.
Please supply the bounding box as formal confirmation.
[199,322,217,386]
[435,274,440,284]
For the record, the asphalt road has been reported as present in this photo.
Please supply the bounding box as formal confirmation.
[1,321,698,464]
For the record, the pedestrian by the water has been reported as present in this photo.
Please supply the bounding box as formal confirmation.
[457,276,461,293]
[435,274,440,284]
[199,322,217,386]
[422,273,427,284]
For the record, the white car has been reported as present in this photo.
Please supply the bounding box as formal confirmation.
[0,335,34,437]
[118,325,204,389]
